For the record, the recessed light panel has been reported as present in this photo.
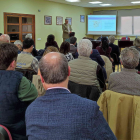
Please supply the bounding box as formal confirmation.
[131,1,140,3]
[89,1,102,4]
[100,4,112,6]
[65,0,80,2]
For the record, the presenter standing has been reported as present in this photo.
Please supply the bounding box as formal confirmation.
[62,19,72,42]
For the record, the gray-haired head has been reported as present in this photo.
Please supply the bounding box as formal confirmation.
[70,37,77,45]
[14,40,23,46]
[121,47,139,69]
[25,34,32,39]
[109,36,115,43]
[133,38,140,47]
[39,52,68,84]
[78,39,92,57]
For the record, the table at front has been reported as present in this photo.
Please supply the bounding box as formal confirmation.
[118,40,134,49]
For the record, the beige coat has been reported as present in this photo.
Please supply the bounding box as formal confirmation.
[101,55,112,82]
[62,23,72,39]
[97,90,140,140]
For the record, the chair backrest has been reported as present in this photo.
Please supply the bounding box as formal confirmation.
[32,75,46,97]
[15,68,37,81]
[0,125,12,140]
[121,37,130,41]
[97,90,140,140]
[100,55,112,82]
[68,81,100,101]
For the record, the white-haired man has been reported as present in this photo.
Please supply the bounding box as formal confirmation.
[109,47,140,95]
[69,39,105,94]
[0,34,10,43]
[14,40,23,54]
[62,19,72,42]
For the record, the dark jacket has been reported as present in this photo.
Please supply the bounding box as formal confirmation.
[45,41,59,50]
[90,49,105,67]
[26,88,117,140]
[0,71,28,140]
[109,43,120,64]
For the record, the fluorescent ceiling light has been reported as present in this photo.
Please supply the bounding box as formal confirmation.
[100,4,112,6]
[89,1,102,4]
[131,1,140,3]
[65,0,80,2]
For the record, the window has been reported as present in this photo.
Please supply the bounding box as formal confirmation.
[4,13,35,44]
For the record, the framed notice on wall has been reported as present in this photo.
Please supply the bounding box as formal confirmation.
[80,15,85,22]
[44,15,52,25]
[56,16,63,25]
[66,17,72,25]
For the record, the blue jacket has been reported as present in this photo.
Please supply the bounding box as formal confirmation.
[26,88,116,140]
[0,70,28,140]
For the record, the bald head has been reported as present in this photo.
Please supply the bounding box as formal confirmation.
[0,34,10,43]
[39,52,68,84]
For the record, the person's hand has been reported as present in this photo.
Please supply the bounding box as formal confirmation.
[110,58,114,62]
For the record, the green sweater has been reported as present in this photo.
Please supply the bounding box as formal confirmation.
[18,76,38,101]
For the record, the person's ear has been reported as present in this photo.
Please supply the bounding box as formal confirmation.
[68,66,71,76]
[10,60,16,69]
[40,74,45,84]
[91,49,93,54]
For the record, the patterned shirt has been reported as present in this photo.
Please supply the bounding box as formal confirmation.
[65,53,74,62]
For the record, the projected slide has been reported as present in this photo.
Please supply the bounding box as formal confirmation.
[87,15,116,35]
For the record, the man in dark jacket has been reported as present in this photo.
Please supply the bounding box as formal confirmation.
[0,43,38,140]
[25,52,117,140]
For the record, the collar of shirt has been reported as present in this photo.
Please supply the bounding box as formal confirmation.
[21,51,32,56]
[47,87,71,93]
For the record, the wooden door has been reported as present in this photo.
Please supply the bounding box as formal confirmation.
[4,12,35,44]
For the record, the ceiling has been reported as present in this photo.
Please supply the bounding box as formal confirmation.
[47,0,140,8]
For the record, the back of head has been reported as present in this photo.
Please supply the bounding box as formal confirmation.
[0,43,18,70]
[101,37,109,51]
[14,40,23,46]
[23,38,34,49]
[25,34,32,39]
[133,38,140,47]
[43,46,59,56]
[109,36,115,43]
[0,34,10,43]
[39,52,68,84]
[70,36,77,44]
[121,47,139,69]
[60,41,70,55]
[69,32,75,37]
[78,39,92,57]
[47,34,55,43]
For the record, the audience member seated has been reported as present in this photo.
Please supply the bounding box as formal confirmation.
[0,34,10,43]
[65,32,75,43]
[69,39,105,93]
[0,43,38,140]
[131,38,140,71]
[60,41,74,62]
[25,52,116,140]
[25,33,38,56]
[45,34,59,50]
[96,37,113,62]
[36,46,59,61]
[43,46,59,56]
[69,36,77,58]
[90,49,107,80]
[16,38,39,73]
[108,47,140,95]
[109,36,120,71]
[14,40,23,54]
